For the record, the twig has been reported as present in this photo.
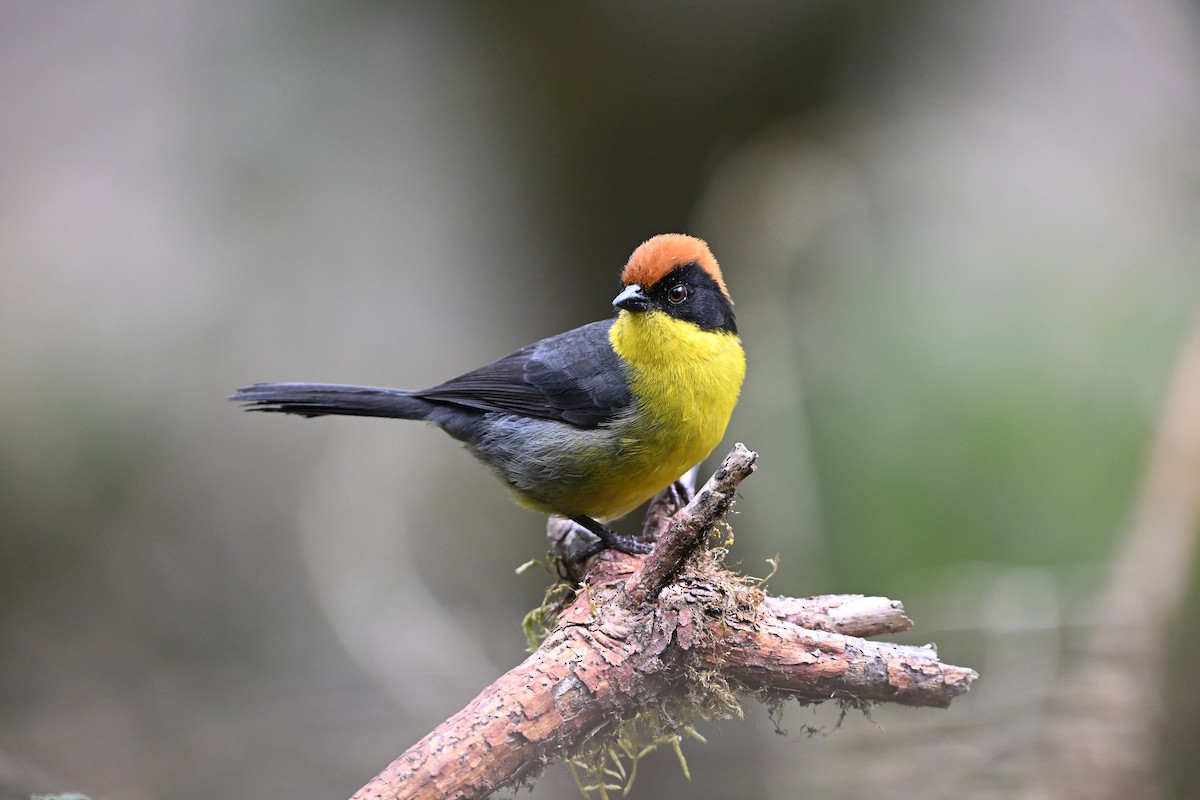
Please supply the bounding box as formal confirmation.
[626,443,758,604]
[762,594,913,638]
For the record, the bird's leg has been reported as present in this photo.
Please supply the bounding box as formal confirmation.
[636,465,703,547]
[570,515,653,559]
[669,464,701,510]
[667,478,693,511]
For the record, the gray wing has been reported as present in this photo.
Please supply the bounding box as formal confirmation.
[412,319,632,428]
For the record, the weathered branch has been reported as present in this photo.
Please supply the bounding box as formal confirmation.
[626,443,758,604]
[712,614,971,709]
[762,594,913,638]
[350,444,977,800]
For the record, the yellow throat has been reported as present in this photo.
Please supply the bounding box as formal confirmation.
[605,308,746,515]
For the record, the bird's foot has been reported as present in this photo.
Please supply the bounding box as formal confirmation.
[570,515,653,560]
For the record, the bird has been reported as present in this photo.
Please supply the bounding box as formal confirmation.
[231,233,746,558]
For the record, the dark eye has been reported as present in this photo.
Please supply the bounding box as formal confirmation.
[667,284,688,304]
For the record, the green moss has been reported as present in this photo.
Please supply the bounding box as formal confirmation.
[567,687,738,799]
[521,574,576,652]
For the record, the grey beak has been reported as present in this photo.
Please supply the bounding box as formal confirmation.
[613,284,652,312]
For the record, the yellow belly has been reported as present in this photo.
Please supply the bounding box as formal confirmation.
[590,308,746,519]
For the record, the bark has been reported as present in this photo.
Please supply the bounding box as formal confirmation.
[351,445,977,800]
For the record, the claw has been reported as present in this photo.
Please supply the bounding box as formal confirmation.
[570,516,653,558]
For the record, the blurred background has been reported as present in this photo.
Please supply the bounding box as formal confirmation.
[3,2,1199,798]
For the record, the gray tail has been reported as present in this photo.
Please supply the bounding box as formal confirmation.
[230,382,433,420]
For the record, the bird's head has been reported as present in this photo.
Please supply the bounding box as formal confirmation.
[613,234,737,334]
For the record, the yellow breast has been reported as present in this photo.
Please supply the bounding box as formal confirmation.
[601,308,746,517]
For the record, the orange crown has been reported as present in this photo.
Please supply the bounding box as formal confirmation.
[620,234,729,299]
